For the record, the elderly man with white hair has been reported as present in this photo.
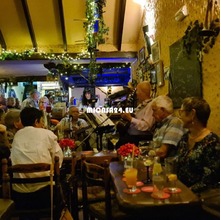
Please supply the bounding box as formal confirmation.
[151,95,185,159]
[21,89,40,109]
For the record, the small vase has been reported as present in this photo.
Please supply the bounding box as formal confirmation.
[123,155,133,169]
[63,146,72,157]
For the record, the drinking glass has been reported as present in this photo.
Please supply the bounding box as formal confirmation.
[124,168,138,192]
[110,132,119,153]
[143,156,153,184]
[152,173,166,198]
[46,105,52,113]
[164,156,179,192]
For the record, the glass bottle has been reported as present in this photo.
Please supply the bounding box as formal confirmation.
[102,134,108,153]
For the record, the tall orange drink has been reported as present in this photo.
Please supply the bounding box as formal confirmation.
[125,168,137,188]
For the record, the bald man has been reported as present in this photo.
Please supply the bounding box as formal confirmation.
[117,81,155,147]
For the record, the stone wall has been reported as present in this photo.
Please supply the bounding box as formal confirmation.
[139,0,220,135]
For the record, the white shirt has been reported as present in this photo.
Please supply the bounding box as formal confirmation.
[128,99,155,135]
[11,126,63,193]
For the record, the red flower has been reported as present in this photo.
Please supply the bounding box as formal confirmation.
[59,138,75,149]
[117,143,140,157]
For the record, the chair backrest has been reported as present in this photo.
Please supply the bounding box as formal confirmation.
[81,154,112,220]
[1,156,61,219]
[69,152,79,220]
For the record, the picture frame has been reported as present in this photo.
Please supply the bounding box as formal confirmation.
[151,41,160,63]
[155,60,165,87]
[139,47,145,64]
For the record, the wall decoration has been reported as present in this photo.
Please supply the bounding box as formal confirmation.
[151,41,160,63]
[155,60,164,87]
[169,38,202,108]
[139,47,145,64]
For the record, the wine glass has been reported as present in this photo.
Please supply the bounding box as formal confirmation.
[143,156,153,184]
[46,104,52,113]
[110,132,119,153]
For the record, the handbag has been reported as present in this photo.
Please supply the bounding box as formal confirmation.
[60,207,74,220]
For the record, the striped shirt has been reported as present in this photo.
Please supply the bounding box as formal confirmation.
[153,114,185,149]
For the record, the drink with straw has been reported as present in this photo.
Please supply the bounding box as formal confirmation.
[125,168,138,192]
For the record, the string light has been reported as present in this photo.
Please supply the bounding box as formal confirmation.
[0,1,133,85]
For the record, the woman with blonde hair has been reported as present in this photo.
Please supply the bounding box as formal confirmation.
[38,96,50,129]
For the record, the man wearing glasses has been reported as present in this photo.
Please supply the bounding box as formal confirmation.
[151,95,185,159]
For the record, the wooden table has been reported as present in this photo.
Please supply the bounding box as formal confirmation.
[109,161,202,220]
[63,150,118,161]
[0,199,15,220]
[61,150,118,179]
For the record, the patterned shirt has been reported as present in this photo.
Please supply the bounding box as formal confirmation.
[21,97,39,109]
[177,132,220,193]
[59,117,88,131]
[153,114,185,156]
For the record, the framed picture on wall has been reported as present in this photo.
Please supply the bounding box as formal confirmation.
[155,60,165,87]
[139,47,145,64]
[151,41,160,63]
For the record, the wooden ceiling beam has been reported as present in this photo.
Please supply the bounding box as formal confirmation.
[57,0,67,52]
[116,0,127,51]
[0,30,7,50]
[21,0,37,51]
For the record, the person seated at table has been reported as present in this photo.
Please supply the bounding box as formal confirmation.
[10,107,63,213]
[4,109,23,146]
[151,95,185,159]
[176,97,220,193]
[0,108,5,124]
[38,96,50,129]
[6,97,16,109]
[116,81,155,148]
[0,124,11,185]
[0,124,10,153]
[55,106,91,150]
[21,89,40,109]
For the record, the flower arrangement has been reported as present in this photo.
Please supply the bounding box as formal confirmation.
[59,138,75,149]
[117,143,140,157]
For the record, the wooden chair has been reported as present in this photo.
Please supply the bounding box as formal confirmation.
[1,156,62,220]
[68,152,120,220]
[81,155,132,220]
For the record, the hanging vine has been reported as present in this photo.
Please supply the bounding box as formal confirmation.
[0,0,109,84]
[83,0,109,84]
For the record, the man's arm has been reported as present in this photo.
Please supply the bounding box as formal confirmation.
[156,144,170,158]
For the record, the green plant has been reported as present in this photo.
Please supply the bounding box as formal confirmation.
[183,19,220,57]
[83,0,109,84]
